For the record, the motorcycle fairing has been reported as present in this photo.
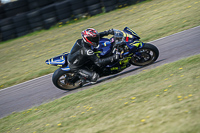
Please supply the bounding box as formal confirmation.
[105,56,132,73]
[45,52,69,67]
[126,40,143,50]
[92,38,113,58]
[92,28,142,58]
[123,27,140,39]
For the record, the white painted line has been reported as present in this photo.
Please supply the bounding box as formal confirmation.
[0,73,53,92]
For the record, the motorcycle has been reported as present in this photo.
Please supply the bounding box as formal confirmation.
[45,27,159,90]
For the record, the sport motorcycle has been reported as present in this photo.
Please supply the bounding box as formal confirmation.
[45,27,159,90]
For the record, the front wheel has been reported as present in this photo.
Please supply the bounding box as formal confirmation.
[130,43,159,66]
[52,68,81,91]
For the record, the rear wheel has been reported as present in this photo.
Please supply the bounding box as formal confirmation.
[52,68,81,91]
[130,43,159,66]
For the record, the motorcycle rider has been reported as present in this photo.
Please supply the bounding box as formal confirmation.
[67,28,120,84]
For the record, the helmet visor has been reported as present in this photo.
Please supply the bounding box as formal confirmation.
[87,35,100,47]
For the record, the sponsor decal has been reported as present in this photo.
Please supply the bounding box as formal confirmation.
[87,50,94,55]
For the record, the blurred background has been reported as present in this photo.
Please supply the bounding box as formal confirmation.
[0,0,144,42]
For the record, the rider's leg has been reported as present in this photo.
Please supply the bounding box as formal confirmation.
[68,63,99,84]
[78,68,99,83]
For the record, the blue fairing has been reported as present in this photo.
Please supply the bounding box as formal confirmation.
[91,27,143,58]
[45,52,69,67]
[123,27,140,39]
[92,38,113,58]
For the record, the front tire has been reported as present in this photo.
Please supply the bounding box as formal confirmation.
[130,43,159,66]
[52,68,81,91]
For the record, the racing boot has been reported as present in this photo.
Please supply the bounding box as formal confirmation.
[78,69,99,85]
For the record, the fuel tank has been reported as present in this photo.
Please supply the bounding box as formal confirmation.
[93,38,113,58]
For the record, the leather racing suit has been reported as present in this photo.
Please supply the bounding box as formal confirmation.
[67,30,119,83]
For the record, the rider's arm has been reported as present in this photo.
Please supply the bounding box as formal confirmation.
[99,29,114,38]
[83,47,119,67]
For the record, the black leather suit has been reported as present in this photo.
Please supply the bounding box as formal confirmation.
[67,31,118,82]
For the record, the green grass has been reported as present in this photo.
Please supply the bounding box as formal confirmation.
[0,54,200,133]
[0,0,199,89]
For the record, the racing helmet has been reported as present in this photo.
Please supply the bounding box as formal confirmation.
[81,28,100,47]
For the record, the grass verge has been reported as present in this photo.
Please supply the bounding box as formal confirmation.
[0,0,200,89]
[0,54,200,133]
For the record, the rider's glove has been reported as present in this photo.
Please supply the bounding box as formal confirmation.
[106,29,114,35]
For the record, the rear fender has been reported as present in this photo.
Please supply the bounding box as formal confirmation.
[45,52,69,67]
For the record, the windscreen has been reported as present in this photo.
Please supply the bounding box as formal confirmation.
[123,27,140,39]
[113,29,124,43]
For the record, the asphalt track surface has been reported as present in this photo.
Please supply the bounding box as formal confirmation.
[0,26,200,118]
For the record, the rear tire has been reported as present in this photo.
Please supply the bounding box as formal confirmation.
[130,43,159,66]
[52,68,81,91]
